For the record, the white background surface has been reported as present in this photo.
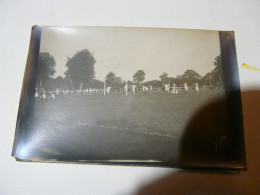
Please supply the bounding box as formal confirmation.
[0,0,260,194]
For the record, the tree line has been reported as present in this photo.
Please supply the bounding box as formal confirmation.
[36,49,224,90]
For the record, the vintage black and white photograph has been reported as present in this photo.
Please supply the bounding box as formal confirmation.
[13,26,246,169]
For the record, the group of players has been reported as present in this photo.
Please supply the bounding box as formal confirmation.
[35,82,200,99]
[35,87,105,99]
[164,82,199,94]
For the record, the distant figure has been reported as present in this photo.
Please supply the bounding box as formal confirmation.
[35,91,39,98]
[164,84,170,92]
[91,88,95,93]
[56,89,60,95]
[171,83,178,94]
[142,86,149,92]
[184,83,188,94]
[39,88,46,99]
[195,82,199,94]
[106,86,111,94]
[124,85,128,93]
[149,85,153,92]
[47,91,55,99]
[131,85,136,94]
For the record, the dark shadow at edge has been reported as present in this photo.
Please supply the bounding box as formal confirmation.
[136,90,260,195]
[177,89,246,170]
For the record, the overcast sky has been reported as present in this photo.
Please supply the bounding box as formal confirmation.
[40,26,220,81]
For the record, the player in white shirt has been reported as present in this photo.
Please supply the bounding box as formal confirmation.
[164,84,170,92]
[35,90,39,98]
[195,82,199,94]
[149,85,153,92]
[171,83,178,94]
[142,86,148,92]
[124,85,128,93]
[131,85,136,94]
[184,83,188,94]
[106,86,111,94]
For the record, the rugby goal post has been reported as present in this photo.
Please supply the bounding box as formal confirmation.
[103,76,128,96]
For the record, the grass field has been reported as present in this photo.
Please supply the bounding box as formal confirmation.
[21,90,225,162]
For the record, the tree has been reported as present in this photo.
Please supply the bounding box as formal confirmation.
[37,52,56,87]
[54,76,64,89]
[106,71,123,87]
[201,55,224,87]
[159,72,169,85]
[88,79,104,88]
[180,70,201,85]
[65,49,96,89]
[106,71,116,87]
[212,55,224,86]
[63,78,73,90]
[181,70,202,80]
[143,80,162,88]
[106,71,116,81]
[44,78,55,90]
[201,72,214,86]
[133,70,145,84]
[213,55,222,73]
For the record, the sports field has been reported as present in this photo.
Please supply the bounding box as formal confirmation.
[24,90,225,162]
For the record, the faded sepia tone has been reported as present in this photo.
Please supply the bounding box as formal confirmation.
[13,26,245,170]
[40,27,220,81]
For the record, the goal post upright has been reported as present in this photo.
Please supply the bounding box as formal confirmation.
[126,39,128,96]
[125,80,128,96]
[104,76,106,96]
[103,75,128,96]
